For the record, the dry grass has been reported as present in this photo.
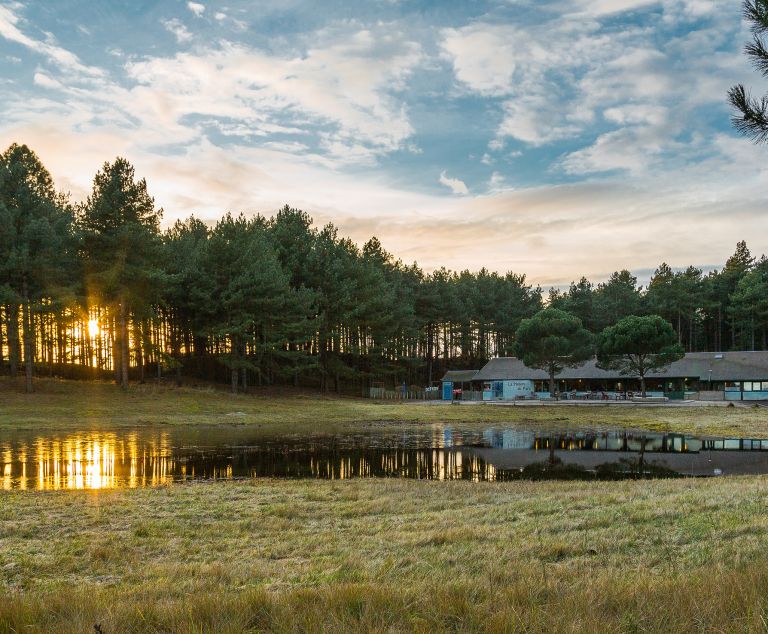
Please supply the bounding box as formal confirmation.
[0,376,765,437]
[3,378,768,631]
[4,477,768,632]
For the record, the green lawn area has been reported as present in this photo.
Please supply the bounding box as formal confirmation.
[0,376,766,437]
[4,477,768,632]
[3,378,768,632]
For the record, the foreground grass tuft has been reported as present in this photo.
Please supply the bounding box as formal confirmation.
[4,477,768,632]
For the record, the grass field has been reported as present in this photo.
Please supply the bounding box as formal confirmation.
[3,378,768,632]
[0,376,766,437]
[4,477,768,632]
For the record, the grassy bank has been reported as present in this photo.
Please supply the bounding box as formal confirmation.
[0,377,766,437]
[3,477,768,632]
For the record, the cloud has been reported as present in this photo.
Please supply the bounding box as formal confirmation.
[498,96,582,145]
[162,18,193,43]
[123,27,422,163]
[439,171,468,194]
[32,71,64,90]
[488,171,510,192]
[565,0,660,17]
[0,4,104,79]
[441,1,742,165]
[187,2,205,17]
[440,19,614,145]
[0,0,764,291]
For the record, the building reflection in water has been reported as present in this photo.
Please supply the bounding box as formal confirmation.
[3,427,768,491]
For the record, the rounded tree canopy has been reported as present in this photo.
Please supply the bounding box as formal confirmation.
[514,308,593,372]
[598,314,679,357]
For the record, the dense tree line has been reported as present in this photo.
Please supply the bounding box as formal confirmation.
[0,144,766,393]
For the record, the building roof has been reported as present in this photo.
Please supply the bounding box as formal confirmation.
[473,352,768,382]
[441,370,480,383]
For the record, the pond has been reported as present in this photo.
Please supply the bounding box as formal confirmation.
[2,425,768,490]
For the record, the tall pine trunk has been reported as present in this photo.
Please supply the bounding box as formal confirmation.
[172,325,182,387]
[135,320,144,383]
[7,303,19,378]
[119,300,129,388]
[230,333,239,394]
[21,281,33,393]
[112,311,121,383]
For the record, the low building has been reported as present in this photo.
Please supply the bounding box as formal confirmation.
[440,370,479,401]
[471,352,768,401]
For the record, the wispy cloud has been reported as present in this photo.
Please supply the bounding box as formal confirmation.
[0,0,763,288]
[122,26,422,163]
[439,171,468,195]
[162,18,193,43]
[0,4,103,79]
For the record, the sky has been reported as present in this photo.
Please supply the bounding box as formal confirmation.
[0,0,766,287]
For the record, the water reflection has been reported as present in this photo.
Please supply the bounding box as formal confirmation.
[2,427,768,490]
[1,432,176,490]
[0,429,501,490]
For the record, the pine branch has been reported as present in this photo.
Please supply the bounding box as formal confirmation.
[745,0,768,34]
[746,35,768,77]
[729,84,768,143]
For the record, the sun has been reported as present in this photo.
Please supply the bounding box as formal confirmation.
[87,319,100,338]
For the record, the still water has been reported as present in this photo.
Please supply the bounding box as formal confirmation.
[3,426,768,490]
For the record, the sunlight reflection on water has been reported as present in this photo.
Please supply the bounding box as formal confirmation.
[3,427,768,490]
[0,428,499,490]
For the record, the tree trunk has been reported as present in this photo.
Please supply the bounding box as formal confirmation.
[136,320,145,384]
[7,303,19,378]
[231,334,239,394]
[22,297,34,394]
[640,373,646,398]
[241,339,248,391]
[637,435,646,479]
[173,329,182,387]
[19,278,34,393]
[717,306,722,351]
[119,301,129,388]
[112,312,121,383]
[549,367,556,398]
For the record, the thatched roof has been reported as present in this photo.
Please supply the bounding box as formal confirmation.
[440,370,480,383]
[473,352,768,382]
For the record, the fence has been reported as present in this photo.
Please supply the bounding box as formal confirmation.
[368,387,441,400]
[367,387,486,401]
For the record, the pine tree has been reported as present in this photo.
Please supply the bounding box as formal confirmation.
[597,315,684,397]
[162,217,211,385]
[729,257,768,350]
[0,144,74,392]
[79,158,162,387]
[593,270,642,331]
[729,1,768,142]
[514,308,593,397]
